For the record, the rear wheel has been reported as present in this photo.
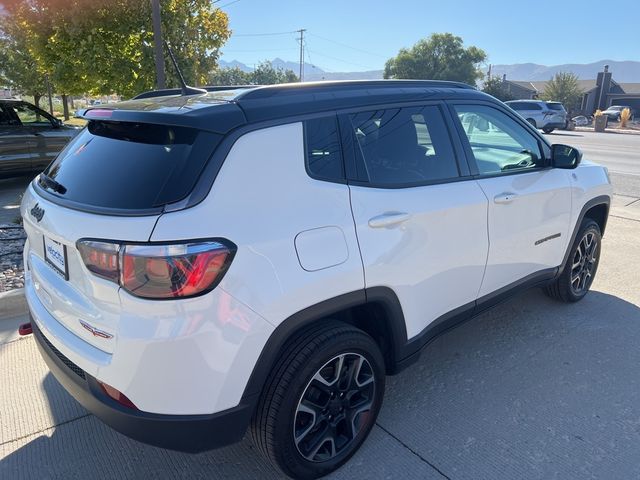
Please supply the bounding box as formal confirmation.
[542,126,555,134]
[251,322,385,479]
[545,219,601,302]
[526,118,537,128]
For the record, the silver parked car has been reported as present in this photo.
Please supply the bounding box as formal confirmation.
[505,100,567,133]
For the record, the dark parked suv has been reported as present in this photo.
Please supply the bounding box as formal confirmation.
[0,99,79,179]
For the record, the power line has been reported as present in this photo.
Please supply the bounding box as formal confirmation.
[216,0,241,7]
[233,31,298,37]
[223,48,298,53]
[306,32,389,59]
[306,49,378,71]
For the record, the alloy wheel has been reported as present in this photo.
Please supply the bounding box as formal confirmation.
[570,231,598,295]
[293,353,376,462]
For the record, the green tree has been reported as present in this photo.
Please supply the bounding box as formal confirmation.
[0,0,231,104]
[209,61,298,86]
[0,5,47,107]
[541,72,582,114]
[481,76,514,102]
[208,66,251,85]
[384,33,486,85]
[250,61,298,84]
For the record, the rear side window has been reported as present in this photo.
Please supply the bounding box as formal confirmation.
[508,103,525,111]
[304,117,344,181]
[349,105,458,186]
[546,103,565,111]
[40,121,220,211]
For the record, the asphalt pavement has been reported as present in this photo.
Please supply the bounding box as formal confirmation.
[543,130,640,198]
[0,177,30,224]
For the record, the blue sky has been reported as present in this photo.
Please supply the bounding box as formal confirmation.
[218,0,639,72]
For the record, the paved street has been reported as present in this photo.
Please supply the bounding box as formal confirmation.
[543,130,640,198]
[0,177,30,225]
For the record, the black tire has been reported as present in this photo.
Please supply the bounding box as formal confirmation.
[542,127,554,134]
[545,219,601,302]
[251,321,385,479]
[526,118,537,128]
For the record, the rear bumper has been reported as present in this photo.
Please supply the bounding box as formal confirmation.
[32,321,255,453]
[542,122,566,129]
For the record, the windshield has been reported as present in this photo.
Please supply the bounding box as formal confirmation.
[39,120,220,211]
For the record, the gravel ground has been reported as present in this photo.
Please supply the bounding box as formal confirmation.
[0,223,25,293]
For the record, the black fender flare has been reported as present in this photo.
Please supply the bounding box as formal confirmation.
[558,194,610,275]
[240,287,408,404]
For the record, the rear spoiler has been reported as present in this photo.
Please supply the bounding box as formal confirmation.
[132,85,257,100]
[74,101,246,135]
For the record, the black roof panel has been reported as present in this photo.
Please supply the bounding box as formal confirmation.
[80,80,492,132]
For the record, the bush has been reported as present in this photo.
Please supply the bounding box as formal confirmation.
[620,108,632,128]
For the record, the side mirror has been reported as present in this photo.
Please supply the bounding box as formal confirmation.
[52,118,63,128]
[551,144,582,169]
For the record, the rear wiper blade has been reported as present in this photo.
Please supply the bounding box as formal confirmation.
[40,174,67,195]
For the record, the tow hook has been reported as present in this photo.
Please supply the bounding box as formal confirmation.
[18,323,33,336]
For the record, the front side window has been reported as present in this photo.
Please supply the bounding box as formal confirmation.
[350,105,458,186]
[304,116,344,181]
[454,105,545,175]
[9,103,54,126]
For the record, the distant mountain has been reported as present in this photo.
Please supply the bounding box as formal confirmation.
[218,58,325,77]
[218,59,253,72]
[218,58,640,84]
[485,60,640,82]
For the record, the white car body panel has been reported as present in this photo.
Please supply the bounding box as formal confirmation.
[151,122,365,329]
[476,169,573,297]
[349,180,489,338]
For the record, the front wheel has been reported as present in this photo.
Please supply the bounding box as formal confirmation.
[543,126,555,134]
[251,322,385,479]
[545,219,601,302]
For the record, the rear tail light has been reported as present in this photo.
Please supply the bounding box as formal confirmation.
[77,239,235,299]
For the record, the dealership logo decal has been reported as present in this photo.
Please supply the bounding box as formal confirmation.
[30,203,45,222]
[79,320,113,339]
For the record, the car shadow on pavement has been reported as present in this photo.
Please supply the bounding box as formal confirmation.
[3,289,640,479]
[544,132,584,137]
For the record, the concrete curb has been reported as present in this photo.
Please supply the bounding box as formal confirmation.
[0,288,27,319]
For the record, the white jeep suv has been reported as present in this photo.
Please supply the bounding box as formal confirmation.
[20,81,611,479]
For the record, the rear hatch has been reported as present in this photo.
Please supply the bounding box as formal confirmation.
[545,102,567,122]
[22,113,228,354]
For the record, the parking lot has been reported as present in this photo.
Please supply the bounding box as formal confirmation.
[1,130,640,479]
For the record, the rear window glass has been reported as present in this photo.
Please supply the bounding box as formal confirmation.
[546,103,565,111]
[40,121,220,211]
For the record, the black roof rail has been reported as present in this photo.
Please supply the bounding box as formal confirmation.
[235,79,474,101]
[132,85,257,100]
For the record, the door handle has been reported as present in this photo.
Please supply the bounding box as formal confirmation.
[494,192,518,204]
[368,212,411,228]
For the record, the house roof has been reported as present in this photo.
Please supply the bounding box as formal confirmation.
[619,83,640,94]
[504,79,630,94]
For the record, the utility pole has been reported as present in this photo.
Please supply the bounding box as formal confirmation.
[150,0,166,89]
[297,28,306,82]
[45,73,54,115]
